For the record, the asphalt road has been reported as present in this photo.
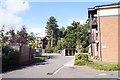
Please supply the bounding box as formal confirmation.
[2,53,119,79]
[2,53,73,78]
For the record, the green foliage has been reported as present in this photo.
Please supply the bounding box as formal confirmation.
[63,20,89,52]
[28,32,36,42]
[74,53,89,66]
[53,46,59,53]
[45,45,54,53]
[45,19,89,53]
[56,38,65,50]
[81,47,89,53]
[32,42,39,48]
[74,60,88,66]
[74,53,120,71]
[45,16,59,47]
[75,53,89,61]
[31,56,48,63]
[2,46,19,71]
[87,62,120,71]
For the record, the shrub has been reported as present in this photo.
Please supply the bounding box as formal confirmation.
[74,53,120,71]
[53,46,59,53]
[45,46,54,53]
[75,53,89,61]
[2,46,19,71]
[74,60,88,66]
[81,47,89,53]
[74,53,89,66]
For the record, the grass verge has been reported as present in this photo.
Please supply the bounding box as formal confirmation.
[74,60,120,71]
[86,62,120,71]
[31,56,48,63]
[74,53,120,71]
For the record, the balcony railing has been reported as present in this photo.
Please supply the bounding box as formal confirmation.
[91,18,97,26]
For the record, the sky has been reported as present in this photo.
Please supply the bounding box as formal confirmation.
[0,0,116,37]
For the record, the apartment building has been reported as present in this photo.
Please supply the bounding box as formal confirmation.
[88,2,120,62]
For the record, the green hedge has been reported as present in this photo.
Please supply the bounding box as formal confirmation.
[74,53,89,66]
[45,46,54,53]
[2,46,19,71]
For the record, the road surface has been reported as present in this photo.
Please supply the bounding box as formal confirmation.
[2,53,119,79]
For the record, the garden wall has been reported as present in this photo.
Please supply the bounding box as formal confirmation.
[19,45,32,64]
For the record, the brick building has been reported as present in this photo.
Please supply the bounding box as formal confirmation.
[88,2,120,62]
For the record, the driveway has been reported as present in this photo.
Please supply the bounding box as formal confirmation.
[2,53,119,79]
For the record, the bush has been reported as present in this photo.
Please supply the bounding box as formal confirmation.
[2,46,19,71]
[74,53,89,66]
[81,47,89,53]
[74,53,120,71]
[45,46,54,53]
[75,53,89,61]
[53,46,59,53]
[74,60,87,66]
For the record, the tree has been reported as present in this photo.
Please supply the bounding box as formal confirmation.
[8,29,16,44]
[58,26,65,38]
[57,38,65,50]
[28,32,36,43]
[64,21,79,48]
[45,16,59,47]
[0,25,6,46]
[17,26,28,45]
[63,20,89,53]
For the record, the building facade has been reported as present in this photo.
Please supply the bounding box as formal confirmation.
[88,2,120,62]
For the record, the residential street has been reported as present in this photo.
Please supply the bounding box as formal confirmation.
[2,54,119,79]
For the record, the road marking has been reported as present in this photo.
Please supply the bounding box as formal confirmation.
[52,58,74,75]
[98,73,107,76]
[52,65,65,75]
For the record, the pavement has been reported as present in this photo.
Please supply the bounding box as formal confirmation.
[1,53,119,79]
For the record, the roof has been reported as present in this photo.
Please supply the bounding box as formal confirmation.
[95,2,120,8]
[88,2,120,11]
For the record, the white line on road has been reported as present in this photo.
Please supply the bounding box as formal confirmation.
[98,73,107,76]
[52,65,65,75]
[52,57,74,75]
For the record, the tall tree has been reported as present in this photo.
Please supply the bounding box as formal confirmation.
[45,16,59,47]
[64,22,77,48]
[58,26,65,38]
[64,20,89,53]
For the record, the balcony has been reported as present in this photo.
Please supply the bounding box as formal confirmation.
[91,18,97,26]
[92,31,98,43]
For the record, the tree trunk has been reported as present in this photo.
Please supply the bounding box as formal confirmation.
[51,30,53,47]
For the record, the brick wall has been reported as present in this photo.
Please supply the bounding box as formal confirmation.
[19,45,32,64]
[100,16,119,62]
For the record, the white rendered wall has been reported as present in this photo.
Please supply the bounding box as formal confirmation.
[97,8,120,17]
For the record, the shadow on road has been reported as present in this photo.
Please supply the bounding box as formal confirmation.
[2,60,49,73]
[2,54,60,73]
